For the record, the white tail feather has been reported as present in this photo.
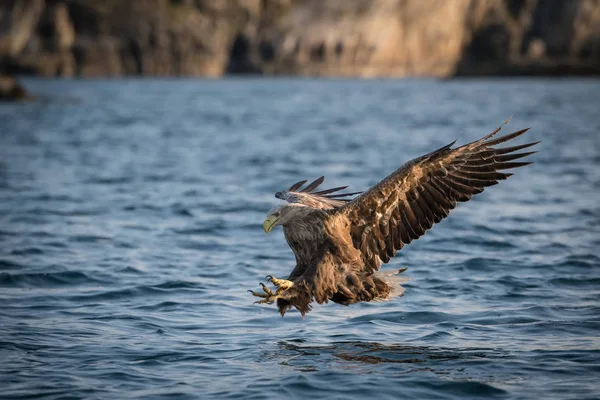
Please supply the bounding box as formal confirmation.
[373,268,409,301]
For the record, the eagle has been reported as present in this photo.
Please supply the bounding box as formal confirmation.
[250,120,538,317]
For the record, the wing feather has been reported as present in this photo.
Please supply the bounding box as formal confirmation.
[288,180,307,191]
[275,176,362,209]
[336,122,538,273]
[301,176,325,192]
[313,186,349,195]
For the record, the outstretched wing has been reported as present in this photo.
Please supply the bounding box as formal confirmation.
[275,176,362,209]
[336,121,539,273]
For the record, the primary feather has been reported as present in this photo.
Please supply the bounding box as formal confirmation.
[275,176,362,209]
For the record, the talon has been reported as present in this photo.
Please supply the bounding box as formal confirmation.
[259,282,273,295]
[249,290,268,298]
[250,276,295,306]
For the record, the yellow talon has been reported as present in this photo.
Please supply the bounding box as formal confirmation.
[250,276,295,304]
[265,275,294,292]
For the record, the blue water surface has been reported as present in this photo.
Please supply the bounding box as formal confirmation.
[0,78,599,399]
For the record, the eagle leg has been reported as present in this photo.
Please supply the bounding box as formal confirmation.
[265,275,294,291]
[248,278,295,304]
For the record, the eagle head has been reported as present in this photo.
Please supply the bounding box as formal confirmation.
[263,204,307,233]
[263,205,285,233]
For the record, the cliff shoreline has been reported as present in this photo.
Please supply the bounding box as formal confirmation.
[1,0,599,80]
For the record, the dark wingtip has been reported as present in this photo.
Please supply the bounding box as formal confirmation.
[444,139,457,151]
[301,176,325,193]
[288,180,307,191]
[313,185,349,195]
[478,117,514,143]
[485,128,531,146]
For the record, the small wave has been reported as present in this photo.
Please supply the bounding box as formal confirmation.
[549,277,600,287]
[85,176,132,185]
[63,280,207,302]
[28,194,83,203]
[143,173,175,182]
[131,351,215,365]
[133,301,187,311]
[554,254,600,269]
[172,207,194,217]
[0,340,50,352]
[417,380,507,397]
[415,330,456,341]
[457,238,517,250]
[152,280,206,290]
[17,207,105,217]
[122,204,161,212]
[0,259,25,270]
[0,270,104,288]
[10,247,45,256]
[465,315,541,326]
[461,257,505,271]
[175,240,226,251]
[349,311,458,324]
[68,234,112,243]
[172,227,222,235]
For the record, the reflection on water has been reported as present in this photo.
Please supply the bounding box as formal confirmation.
[267,340,516,397]
[273,340,505,370]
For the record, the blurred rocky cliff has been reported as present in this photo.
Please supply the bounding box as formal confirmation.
[0,0,599,78]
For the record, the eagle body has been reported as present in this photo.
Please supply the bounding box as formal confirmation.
[278,208,391,315]
[255,120,538,317]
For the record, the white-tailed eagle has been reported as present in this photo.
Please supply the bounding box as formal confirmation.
[250,121,538,317]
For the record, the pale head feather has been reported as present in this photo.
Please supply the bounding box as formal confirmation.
[265,203,312,227]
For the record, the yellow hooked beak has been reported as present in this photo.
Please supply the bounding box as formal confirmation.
[263,216,278,233]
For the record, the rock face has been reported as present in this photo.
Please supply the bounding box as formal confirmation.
[230,0,474,77]
[0,0,599,78]
[0,74,29,101]
[456,0,600,75]
[0,0,251,77]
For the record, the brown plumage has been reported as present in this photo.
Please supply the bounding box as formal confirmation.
[258,121,538,317]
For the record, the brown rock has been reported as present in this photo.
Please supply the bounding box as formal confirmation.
[455,0,600,76]
[0,0,45,57]
[0,74,30,101]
